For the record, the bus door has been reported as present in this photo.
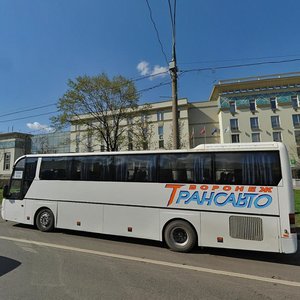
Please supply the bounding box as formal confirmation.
[4,157,37,223]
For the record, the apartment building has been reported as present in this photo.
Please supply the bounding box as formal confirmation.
[210,72,300,178]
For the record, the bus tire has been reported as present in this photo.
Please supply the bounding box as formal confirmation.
[36,208,54,232]
[164,220,197,252]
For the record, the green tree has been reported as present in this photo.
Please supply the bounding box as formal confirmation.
[52,73,139,151]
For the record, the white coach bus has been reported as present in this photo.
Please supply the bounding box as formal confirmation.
[1,142,297,253]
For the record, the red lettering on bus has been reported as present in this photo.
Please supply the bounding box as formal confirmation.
[223,186,231,191]
[200,185,209,190]
[259,187,273,193]
[235,186,244,192]
[165,184,184,206]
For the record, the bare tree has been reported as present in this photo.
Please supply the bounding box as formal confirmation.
[127,103,154,150]
[52,73,139,151]
[165,119,188,150]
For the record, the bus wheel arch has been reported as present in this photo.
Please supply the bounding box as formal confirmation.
[163,218,198,252]
[34,207,55,232]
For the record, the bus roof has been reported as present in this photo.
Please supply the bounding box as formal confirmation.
[19,142,284,160]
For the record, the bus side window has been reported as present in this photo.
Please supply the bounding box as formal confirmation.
[40,157,71,181]
[214,151,282,186]
[160,169,173,183]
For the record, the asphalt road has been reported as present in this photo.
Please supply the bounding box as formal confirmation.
[0,216,300,300]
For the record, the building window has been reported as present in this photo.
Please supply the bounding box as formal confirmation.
[249,99,256,112]
[292,114,300,128]
[291,95,299,110]
[229,101,236,114]
[87,133,92,152]
[230,119,239,131]
[273,132,282,142]
[128,131,133,151]
[128,143,133,151]
[141,114,148,123]
[75,134,80,152]
[271,116,280,129]
[142,141,148,150]
[295,131,300,145]
[74,124,81,131]
[159,140,164,148]
[270,97,277,110]
[3,152,11,170]
[158,126,164,140]
[157,111,164,121]
[231,134,240,143]
[250,117,259,130]
[296,131,300,158]
[251,133,260,142]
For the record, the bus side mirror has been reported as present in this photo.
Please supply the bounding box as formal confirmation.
[2,185,9,198]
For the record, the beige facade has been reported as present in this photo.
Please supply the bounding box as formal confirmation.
[188,101,219,147]
[70,98,191,152]
[210,72,300,176]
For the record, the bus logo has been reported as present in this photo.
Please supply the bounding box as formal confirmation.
[165,184,273,209]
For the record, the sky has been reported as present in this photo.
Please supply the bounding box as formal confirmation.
[1,0,300,134]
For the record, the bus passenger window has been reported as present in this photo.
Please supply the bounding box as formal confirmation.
[40,157,72,180]
[115,155,156,182]
[159,153,212,184]
[214,151,282,186]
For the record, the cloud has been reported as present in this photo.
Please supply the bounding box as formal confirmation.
[26,122,54,133]
[137,61,168,80]
[151,65,169,79]
[137,61,150,76]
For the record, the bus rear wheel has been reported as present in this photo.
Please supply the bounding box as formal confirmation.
[36,208,54,232]
[164,220,197,252]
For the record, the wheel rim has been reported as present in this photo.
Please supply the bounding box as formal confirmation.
[170,227,189,246]
[39,211,51,228]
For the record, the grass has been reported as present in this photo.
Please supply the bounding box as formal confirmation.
[294,190,300,228]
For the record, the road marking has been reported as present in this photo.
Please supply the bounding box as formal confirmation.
[0,235,299,288]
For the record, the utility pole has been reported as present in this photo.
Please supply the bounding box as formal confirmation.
[169,0,179,149]
[169,56,179,149]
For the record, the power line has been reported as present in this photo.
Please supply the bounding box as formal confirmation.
[0,81,172,125]
[131,55,300,82]
[0,111,58,123]
[138,80,172,94]
[180,58,300,74]
[168,0,175,36]
[5,57,300,125]
[0,103,56,118]
[179,54,300,65]
[145,0,169,65]
[131,70,169,82]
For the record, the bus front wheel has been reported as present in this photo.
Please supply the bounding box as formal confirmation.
[36,208,54,232]
[164,220,197,252]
